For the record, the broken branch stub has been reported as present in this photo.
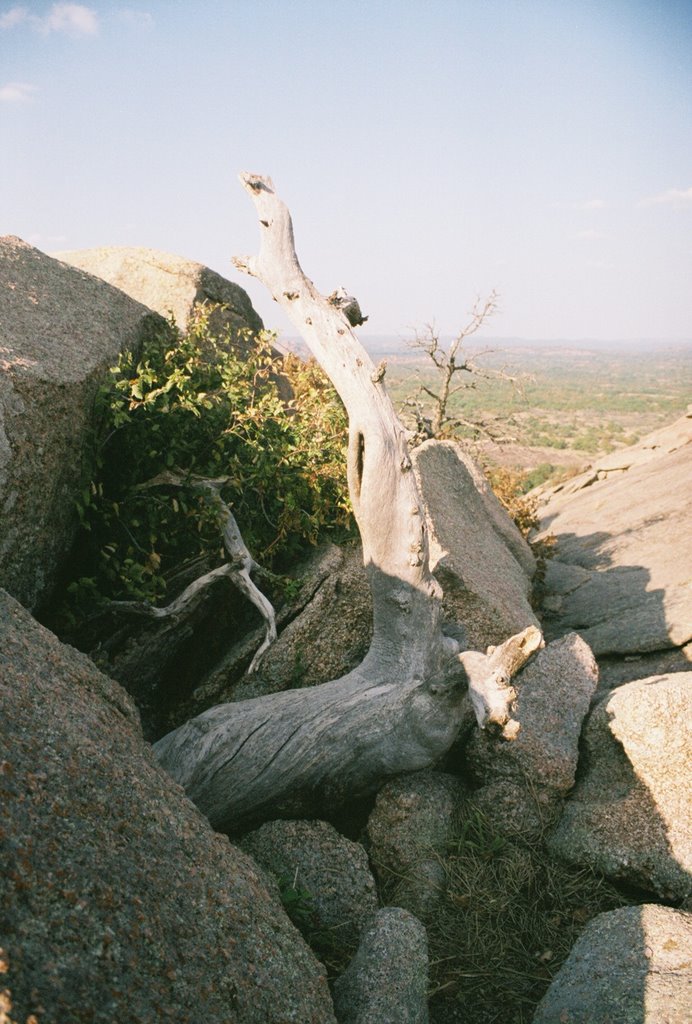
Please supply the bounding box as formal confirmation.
[460,626,544,738]
[153,175,542,831]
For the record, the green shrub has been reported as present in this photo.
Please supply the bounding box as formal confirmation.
[64,308,354,619]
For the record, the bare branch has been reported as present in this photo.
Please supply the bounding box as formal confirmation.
[112,469,277,673]
[403,292,501,441]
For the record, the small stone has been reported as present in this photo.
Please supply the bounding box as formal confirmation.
[332,908,429,1024]
[241,819,378,953]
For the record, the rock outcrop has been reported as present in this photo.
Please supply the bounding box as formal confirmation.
[466,633,599,838]
[412,440,539,650]
[6,227,691,1024]
[549,673,692,900]
[55,245,263,337]
[532,905,692,1024]
[0,590,335,1023]
[0,237,163,610]
[535,412,692,665]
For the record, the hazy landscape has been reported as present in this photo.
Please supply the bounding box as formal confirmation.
[355,336,692,487]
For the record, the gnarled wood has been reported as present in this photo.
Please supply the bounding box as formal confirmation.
[109,471,276,673]
[154,621,541,833]
[460,626,544,737]
[231,174,443,681]
[154,175,542,832]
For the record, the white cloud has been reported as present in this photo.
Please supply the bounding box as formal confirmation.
[41,3,98,36]
[640,187,692,207]
[117,8,154,29]
[0,6,28,29]
[572,229,605,241]
[0,3,99,36]
[0,81,38,102]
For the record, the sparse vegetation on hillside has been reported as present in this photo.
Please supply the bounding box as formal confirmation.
[387,341,692,482]
[484,466,540,537]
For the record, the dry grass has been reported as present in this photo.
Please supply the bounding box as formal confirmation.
[282,798,633,1021]
[425,807,633,1024]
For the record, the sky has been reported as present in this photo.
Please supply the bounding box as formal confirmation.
[1,0,691,342]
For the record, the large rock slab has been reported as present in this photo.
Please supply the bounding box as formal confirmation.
[549,673,692,900]
[449,445,536,578]
[56,245,263,336]
[412,440,539,650]
[332,908,429,1024]
[0,590,335,1023]
[466,633,598,838]
[532,904,692,1024]
[0,236,163,610]
[536,412,692,658]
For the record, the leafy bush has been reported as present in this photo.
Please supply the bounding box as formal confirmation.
[64,308,353,618]
[485,467,540,538]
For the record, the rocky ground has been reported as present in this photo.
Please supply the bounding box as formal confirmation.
[1,239,690,1024]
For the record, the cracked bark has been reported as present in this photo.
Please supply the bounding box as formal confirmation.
[154,174,542,833]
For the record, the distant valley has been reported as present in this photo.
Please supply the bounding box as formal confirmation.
[284,334,692,489]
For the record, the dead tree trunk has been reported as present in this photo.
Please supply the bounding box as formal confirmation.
[154,175,542,834]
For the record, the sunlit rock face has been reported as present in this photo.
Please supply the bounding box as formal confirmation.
[548,672,692,900]
[533,904,692,1024]
[55,245,264,338]
[534,412,692,664]
[0,236,163,610]
[412,439,539,651]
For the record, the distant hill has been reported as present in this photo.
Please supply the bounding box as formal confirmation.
[361,336,692,357]
[280,334,692,359]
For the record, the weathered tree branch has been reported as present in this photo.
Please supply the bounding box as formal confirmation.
[109,470,277,673]
[459,626,544,738]
[153,176,543,832]
[154,624,541,833]
[232,175,441,659]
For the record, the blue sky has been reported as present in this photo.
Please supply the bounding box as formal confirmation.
[1,1,691,341]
